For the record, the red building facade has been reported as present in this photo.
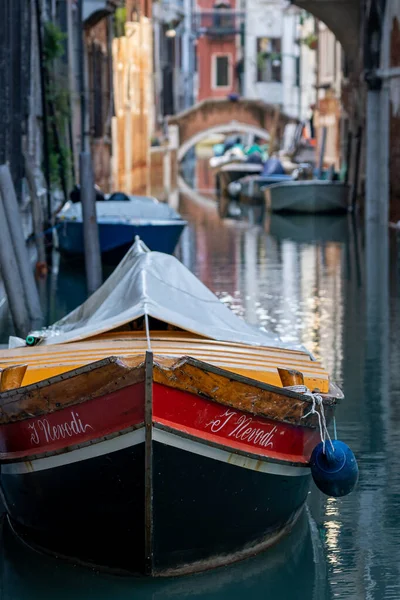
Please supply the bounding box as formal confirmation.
[194,1,243,102]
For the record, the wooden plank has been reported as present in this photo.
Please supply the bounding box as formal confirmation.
[0,332,321,363]
[0,332,330,391]
[0,347,327,374]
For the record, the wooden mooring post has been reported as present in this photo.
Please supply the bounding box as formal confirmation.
[79,152,102,295]
[0,195,31,337]
[0,164,43,330]
[24,153,47,268]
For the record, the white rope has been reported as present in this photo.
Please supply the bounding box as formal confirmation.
[286,384,334,454]
[144,313,152,351]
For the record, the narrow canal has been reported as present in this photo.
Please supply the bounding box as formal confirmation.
[0,155,400,599]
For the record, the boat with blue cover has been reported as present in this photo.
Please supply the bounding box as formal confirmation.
[56,195,187,261]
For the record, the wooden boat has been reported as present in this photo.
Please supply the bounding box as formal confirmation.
[56,195,187,261]
[264,180,350,214]
[0,239,341,577]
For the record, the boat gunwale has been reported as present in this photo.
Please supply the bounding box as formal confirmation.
[0,353,337,405]
[57,217,188,227]
[263,180,351,191]
[0,353,339,428]
[163,356,339,405]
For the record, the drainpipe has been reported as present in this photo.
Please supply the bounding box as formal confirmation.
[182,0,193,108]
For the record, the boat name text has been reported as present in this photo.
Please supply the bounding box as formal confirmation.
[28,411,94,446]
[206,409,277,448]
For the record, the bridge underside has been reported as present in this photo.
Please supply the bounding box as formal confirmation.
[292,0,360,63]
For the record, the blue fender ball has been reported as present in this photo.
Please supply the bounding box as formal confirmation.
[310,440,359,497]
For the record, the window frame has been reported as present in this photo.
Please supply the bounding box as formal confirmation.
[212,53,232,89]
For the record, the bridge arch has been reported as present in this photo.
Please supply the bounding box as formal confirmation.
[167,98,297,162]
[177,122,271,162]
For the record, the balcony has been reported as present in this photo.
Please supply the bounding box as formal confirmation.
[192,10,245,37]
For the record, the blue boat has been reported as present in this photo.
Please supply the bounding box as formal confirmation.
[56,195,187,261]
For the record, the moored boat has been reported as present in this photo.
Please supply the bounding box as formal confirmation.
[234,174,292,206]
[216,162,264,217]
[56,195,187,261]
[0,240,347,577]
[264,180,350,214]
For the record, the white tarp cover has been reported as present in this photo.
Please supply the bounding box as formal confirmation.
[25,239,305,350]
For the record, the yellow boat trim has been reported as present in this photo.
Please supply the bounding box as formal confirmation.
[0,331,330,393]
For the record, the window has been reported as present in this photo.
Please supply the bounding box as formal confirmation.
[256,38,282,83]
[214,55,230,87]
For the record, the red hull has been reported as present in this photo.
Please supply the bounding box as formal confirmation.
[0,381,319,468]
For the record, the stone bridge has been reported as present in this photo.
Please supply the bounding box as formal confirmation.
[167,99,298,162]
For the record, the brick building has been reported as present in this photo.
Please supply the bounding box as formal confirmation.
[193,0,244,101]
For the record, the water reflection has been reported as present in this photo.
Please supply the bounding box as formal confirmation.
[176,180,400,599]
[0,510,329,600]
[0,153,400,598]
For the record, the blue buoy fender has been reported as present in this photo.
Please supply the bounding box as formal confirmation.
[310,440,359,498]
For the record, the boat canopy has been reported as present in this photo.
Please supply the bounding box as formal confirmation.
[21,239,306,350]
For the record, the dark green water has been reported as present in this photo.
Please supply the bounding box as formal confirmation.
[0,189,399,599]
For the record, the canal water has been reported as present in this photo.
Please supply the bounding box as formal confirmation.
[0,156,400,599]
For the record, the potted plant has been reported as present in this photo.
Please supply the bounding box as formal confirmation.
[302,33,318,50]
[257,51,282,69]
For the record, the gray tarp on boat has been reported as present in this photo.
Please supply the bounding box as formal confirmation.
[57,198,183,224]
[19,239,307,352]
